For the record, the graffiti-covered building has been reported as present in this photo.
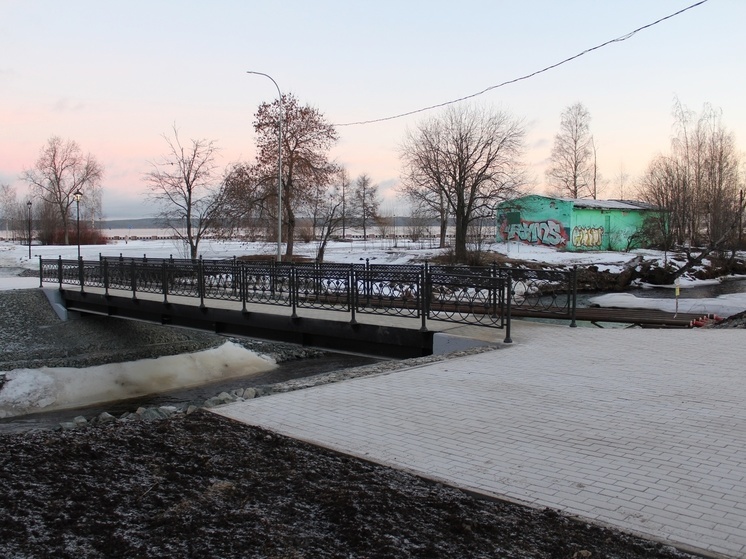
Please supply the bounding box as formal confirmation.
[496,195,662,251]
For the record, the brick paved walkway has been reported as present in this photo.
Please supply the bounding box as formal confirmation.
[215,323,746,558]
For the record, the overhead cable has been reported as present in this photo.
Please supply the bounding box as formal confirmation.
[334,0,710,127]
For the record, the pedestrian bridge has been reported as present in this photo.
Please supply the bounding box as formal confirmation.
[40,256,707,357]
[38,257,579,358]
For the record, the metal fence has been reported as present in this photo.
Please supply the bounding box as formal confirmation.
[39,255,579,341]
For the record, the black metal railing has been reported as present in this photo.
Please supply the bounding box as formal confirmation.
[38,255,579,342]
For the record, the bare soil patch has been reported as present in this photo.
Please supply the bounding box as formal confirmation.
[0,411,697,559]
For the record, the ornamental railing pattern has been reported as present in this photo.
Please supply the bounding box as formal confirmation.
[38,255,579,343]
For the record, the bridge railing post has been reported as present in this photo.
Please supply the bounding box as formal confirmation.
[349,264,357,325]
[504,269,513,343]
[232,256,238,298]
[290,263,298,319]
[419,263,428,332]
[198,256,206,310]
[57,255,63,291]
[570,266,578,328]
[270,260,276,296]
[364,258,371,308]
[162,260,168,304]
[78,256,85,294]
[240,261,247,313]
[130,260,137,301]
[103,258,110,297]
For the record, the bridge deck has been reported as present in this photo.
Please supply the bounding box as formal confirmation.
[55,287,507,358]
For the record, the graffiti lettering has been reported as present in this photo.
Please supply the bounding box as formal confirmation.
[503,219,567,246]
[572,226,604,248]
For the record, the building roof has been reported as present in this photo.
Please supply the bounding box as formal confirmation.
[564,198,660,211]
[498,195,662,211]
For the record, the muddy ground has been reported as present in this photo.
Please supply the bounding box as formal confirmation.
[0,411,699,559]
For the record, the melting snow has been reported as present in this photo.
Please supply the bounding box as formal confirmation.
[0,341,276,418]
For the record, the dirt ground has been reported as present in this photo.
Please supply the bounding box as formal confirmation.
[0,411,698,559]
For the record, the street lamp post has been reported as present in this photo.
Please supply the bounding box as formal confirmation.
[73,190,82,259]
[247,70,283,262]
[26,201,32,259]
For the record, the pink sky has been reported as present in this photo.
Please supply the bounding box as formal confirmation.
[2,0,744,219]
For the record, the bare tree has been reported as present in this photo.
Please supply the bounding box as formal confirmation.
[252,93,338,258]
[0,184,31,241]
[406,203,431,244]
[351,173,380,241]
[1,184,17,239]
[400,103,527,262]
[221,163,271,241]
[339,168,350,239]
[616,164,630,199]
[22,137,103,245]
[545,103,594,199]
[637,100,745,277]
[312,183,345,262]
[144,127,225,259]
[588,137,607,200]
[376,211,393,246]
[638,100,744,250]
[399,117,450,247]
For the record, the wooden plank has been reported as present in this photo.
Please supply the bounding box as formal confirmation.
[509,306,709,328]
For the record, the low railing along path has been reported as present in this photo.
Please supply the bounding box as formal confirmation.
[39,255,706,356]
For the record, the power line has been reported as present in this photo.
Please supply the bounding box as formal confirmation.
[334,0,710,127]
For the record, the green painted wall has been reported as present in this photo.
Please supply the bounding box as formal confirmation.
[497,195,657,251]
[496,195,571,248]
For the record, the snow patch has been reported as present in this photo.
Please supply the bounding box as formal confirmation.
[589,292,746,317]
[0,341,276,418]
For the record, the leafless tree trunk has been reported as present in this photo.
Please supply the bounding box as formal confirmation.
[312,183,344,262]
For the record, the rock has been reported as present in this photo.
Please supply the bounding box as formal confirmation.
[136,407,172,421]
[202,398,220,409]
[97,412,117,424]
[73,416,88,426]
[218,391,237,403]
[242,387,257,399]
[203,392,238,408]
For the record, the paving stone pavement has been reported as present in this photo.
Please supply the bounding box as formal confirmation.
[215,323,743,557]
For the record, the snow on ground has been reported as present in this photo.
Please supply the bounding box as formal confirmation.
[2,238,745,312]
[0,341,276,419]
[589,291,746,318]
[0,238,744,416]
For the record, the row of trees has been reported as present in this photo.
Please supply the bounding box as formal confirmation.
[5,96,743,262]
[1,137,105,246]
[145,97,385,260]
[544,99,744,255]
[637,101,744,252]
